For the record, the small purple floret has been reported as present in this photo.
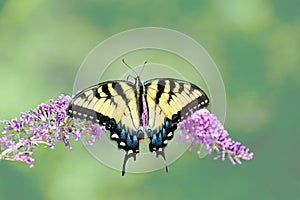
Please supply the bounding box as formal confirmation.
[178,108,253,164]
[84,122,104,146]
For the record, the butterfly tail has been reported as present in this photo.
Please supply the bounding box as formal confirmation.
[122,152,137,176]
[156,148,168,173]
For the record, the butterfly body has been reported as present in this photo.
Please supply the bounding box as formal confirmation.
[67,76,209,175]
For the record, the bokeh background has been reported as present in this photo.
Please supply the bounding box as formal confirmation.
[0,0,299,199]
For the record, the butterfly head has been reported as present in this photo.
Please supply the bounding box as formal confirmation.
[122,59,147,85]
[134,76,143,87]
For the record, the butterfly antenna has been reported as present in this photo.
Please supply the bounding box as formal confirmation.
[156,149,169,173]
[139,61,147,77]
[122,152,137,176]
[126,74,135,81]
[122,59,139,77]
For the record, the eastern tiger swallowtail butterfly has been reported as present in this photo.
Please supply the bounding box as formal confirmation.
[67,62,209,175]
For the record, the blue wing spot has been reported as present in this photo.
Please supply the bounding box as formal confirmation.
[152,134,157,145]
[133,136,138,146]
[172,114,179,122]
[162,128,166,138]
[157,133,162,146]
[120,129,126,140]
[165,120,170,129]
[126,134,133,147]
[147,129,152,137]
[137,130,144,138]
[116,124,121,132]
[110,119,116,128]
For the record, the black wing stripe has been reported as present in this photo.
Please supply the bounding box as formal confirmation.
[177,82,185,94]
[101,84,112,97]
[114,83,139,128]
[113,83,130,103]
[155,79,165,104]
[94,89,101,99]
[169,80,176,91]
[167,90,175,103]
[68,104,98,123]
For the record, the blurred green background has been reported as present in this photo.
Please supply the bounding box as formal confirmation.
[0,0,299,199]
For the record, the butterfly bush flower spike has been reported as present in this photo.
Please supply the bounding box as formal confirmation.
[178,108,253,165]
[0,94,103,167]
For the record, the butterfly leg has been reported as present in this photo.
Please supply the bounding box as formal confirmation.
[122,151,137,176]
[155,148,168,173]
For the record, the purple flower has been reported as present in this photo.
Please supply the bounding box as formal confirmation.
[84,122,104,146]
[178,108,253,165]
[0,94,107,167]
[0,94,102,167]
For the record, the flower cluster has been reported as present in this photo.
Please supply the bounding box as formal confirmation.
[178,108,253,165]
[0,94,103,167]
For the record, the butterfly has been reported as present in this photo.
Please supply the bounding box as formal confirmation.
[67,61,209,175]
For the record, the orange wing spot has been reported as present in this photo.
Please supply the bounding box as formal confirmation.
[147,138,151,143]
[139,139,144,144]
[171,122,177,127]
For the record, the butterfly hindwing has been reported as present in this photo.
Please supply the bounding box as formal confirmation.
[144,78,209,151]
[67,81,144,153]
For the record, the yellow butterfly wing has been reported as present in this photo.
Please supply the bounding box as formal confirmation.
[67,81,144,153]
[144,78,209,151]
